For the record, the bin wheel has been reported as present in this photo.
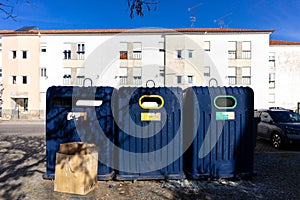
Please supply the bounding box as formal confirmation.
[271,133,282,149]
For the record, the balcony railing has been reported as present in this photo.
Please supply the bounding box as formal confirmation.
[242,51,251,59]
[133,76,142,85]
[133,51,142,60]
[228,76,237,85]
[119,76,128,85]
[228,51,237,59]
[242,76,251,85]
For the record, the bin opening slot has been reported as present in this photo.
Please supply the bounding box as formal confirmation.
[214,96,237,109]
[139,95,164,109]
[76,100,103,107]
[52,97,72,107]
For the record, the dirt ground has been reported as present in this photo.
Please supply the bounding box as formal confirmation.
[0,134,300,200]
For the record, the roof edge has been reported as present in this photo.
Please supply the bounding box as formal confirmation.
[270,40,300,45]
[0,28,275,35]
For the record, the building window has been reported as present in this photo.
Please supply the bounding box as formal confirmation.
[242,41,251,59]
[119,76,128,85]
[159,42,165,52]
[269,52,275,62]
[10,50,17,59]
[41,43,47,53]
[120,51,128,59]
[119,67,128,85]
[63,50,71,59]
[133,52,142,60]
[77,43,85,60]
[228,67,237,85]
[228,41,237,59]
[269,73,275,88]
[188,50,193,58]
[187,75,193,84]
[133,67,142,85]
[177,76,182,84]
[204,66,210,77]
[242,67,251,85]
[63,74,71,85]
[41,68,47,77]
[133,42,142,60]
[22,51,28,59]
[133,76,142,85]
[22,76,28,84]
[120,42,128,60]
[12,76,17,84]
[176,50,183,59]
[24,98,28,111]
[269,94,275,103]
[204,41,210,51]
[76,76,85,86]
[269,52,275,69]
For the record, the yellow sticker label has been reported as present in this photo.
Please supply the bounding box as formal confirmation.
[141,112,161,121]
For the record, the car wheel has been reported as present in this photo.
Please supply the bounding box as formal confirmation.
[271,133,282,149]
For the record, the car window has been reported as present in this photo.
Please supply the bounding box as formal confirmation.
[269,111,300,122]
[260,112,272,121]
[254,111,262,118]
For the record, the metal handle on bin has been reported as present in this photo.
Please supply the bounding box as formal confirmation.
[146,80,155,88]
[83,78,93,87]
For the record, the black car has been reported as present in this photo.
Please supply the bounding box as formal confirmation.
[256,109,300,149]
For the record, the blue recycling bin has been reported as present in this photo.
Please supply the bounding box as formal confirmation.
[43,86,116,180]
[115,87,185,180]
[183,86,255,179]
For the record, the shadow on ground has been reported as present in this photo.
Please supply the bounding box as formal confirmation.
[0,135,299,199]
[0,135,46,199]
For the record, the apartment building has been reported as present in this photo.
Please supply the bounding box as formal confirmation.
[269,40,300,111]
[0,27,288,119]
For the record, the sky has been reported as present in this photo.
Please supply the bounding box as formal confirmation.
[0,0,300,41]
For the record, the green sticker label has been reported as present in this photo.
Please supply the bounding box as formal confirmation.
[216,112,235,120]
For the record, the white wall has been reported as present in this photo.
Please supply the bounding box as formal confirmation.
[30,31,274,112]
[269,45,300,111]
[203,33,270,109]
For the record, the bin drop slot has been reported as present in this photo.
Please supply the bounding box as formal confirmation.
[214,96,237,109]
[52,97,72,107]
[139,95,164,109]
[76,100,103,107]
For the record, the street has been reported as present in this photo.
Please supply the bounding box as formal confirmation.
[0,120,45,136]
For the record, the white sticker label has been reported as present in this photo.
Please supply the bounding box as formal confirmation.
[67,112,87,120]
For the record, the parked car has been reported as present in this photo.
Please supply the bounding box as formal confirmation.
[256,109,300,149]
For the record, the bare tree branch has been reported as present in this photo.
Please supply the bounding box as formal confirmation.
[0,0,30,20]
[127,0,160,19]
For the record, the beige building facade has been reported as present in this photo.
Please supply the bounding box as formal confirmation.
[1,33,40,119]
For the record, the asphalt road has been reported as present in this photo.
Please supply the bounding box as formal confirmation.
[0,120,45,136]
